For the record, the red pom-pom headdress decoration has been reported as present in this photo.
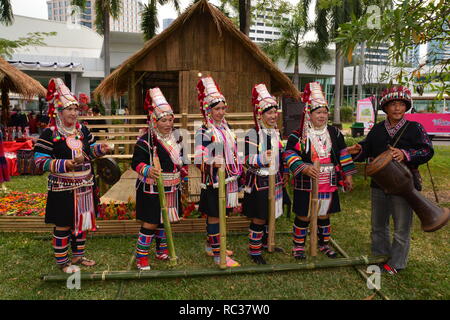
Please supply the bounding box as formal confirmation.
[46,78,79,129]
[299,82,329,148]
[196,76,227,124]
[251,83,279,130]
[143,87,174,131]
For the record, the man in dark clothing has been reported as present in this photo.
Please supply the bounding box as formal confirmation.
[348,86,434,275]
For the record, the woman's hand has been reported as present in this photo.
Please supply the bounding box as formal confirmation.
[344,175,353,192]
[263,150,272,164]
[213,155,224,168]
[283,173,290,187]
[148,167,161,180]
[302,165,319,180]
[347,144,362,155]
[65,160,75,171]
[100,143,112,154]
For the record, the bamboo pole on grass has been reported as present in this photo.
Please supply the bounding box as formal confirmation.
[267,151,276,252]
[153,151,177,266]
[218,165,227,269]
[309,159,320,257]
[330,238,390,300]
[42,255,388,282]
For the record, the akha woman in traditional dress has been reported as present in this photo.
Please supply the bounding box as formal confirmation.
[34,78,111,273]
[132,88,187,271]
[194,76,242,267]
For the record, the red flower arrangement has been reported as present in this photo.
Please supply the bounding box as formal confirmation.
[0,191,47,216]
[97,197,136,220]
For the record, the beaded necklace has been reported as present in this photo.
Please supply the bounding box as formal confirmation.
[210,120,242,176]
[307,125,331,159]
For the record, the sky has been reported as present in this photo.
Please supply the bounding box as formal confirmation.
[10,0,185,29]
[10,0,301,33]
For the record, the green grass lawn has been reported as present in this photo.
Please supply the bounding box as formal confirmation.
[0,147,448,300]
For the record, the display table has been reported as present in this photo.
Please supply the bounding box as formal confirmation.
[3,140,33,176]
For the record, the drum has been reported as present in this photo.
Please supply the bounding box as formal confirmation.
[96,157,121,185]
[366,150,449,232]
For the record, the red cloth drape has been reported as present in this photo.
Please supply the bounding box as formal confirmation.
[2,139,33,176]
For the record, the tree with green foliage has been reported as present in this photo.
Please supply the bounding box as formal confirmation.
[260,3,311,89]
[301,0,368,126]
[0,0,13,25]
[71,0,121,80]
[141,0,181,41]
[0,32,57,59]
[71,0,121,114]
[0,0,56,59]
[336,0,450,99]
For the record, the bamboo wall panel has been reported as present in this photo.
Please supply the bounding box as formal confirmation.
[165,33,181,70]
[179,71,190,114]
[124,8,286,116]
[0,216,250,234]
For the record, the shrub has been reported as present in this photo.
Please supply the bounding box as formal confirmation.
[340,105,354,122]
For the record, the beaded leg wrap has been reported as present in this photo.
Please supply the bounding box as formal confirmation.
[207,223,221,258]
[53,228,71,267]
[71,231,87,258]
[249,223,266,264]
[136,227,155,270]
[318,218,337,258]
[262,224,269,250]
[155,224,169,260]
[293,218,309,259]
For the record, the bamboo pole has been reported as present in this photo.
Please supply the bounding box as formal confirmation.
[330,238,390,300]
[42,255,388,282]
[181,113,188,130]
[218,165,227,269]
[153,152,177,267]
[267,152,276,252]
[309,160,320,257]
[426,162,439,203]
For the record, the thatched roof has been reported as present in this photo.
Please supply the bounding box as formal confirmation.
[94,0,300,99]
[0,57,47,98]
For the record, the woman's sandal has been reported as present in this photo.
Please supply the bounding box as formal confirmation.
[60,263,80,274]
[72,257,96,267]
[155,252,170,261]
[205,243,233,257]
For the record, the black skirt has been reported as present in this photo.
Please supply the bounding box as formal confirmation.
[45,190,76,228]
[243,187,270,220]
[293,189,340,217]
[135,183,181,224]
[198,186,235,218]
[243,187,292,221]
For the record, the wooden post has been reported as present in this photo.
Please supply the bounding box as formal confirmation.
[218,165,227,269]
[153,151,177,266]
[309,160,320,257]
[128,71,137,121]
[267,152,276,252]
[181,112,188,130]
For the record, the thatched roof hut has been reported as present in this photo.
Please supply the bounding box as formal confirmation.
[1,56,47,125]
[0,57,47,99]
[94,0,300,115]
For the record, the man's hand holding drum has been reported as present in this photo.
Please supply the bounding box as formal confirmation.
[389,146,405,162]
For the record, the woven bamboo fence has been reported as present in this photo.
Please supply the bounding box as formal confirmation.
[0,216,250,234]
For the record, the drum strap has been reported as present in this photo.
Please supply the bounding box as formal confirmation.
[391,121,409,148]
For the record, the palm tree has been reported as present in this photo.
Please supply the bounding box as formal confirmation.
[141,0,180,41]
[0,0,13,25]
[72,0,121,114]
[302,0,364,126]
[261,3,325,90]
[238,0,251,35]
[71,0,121,78]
